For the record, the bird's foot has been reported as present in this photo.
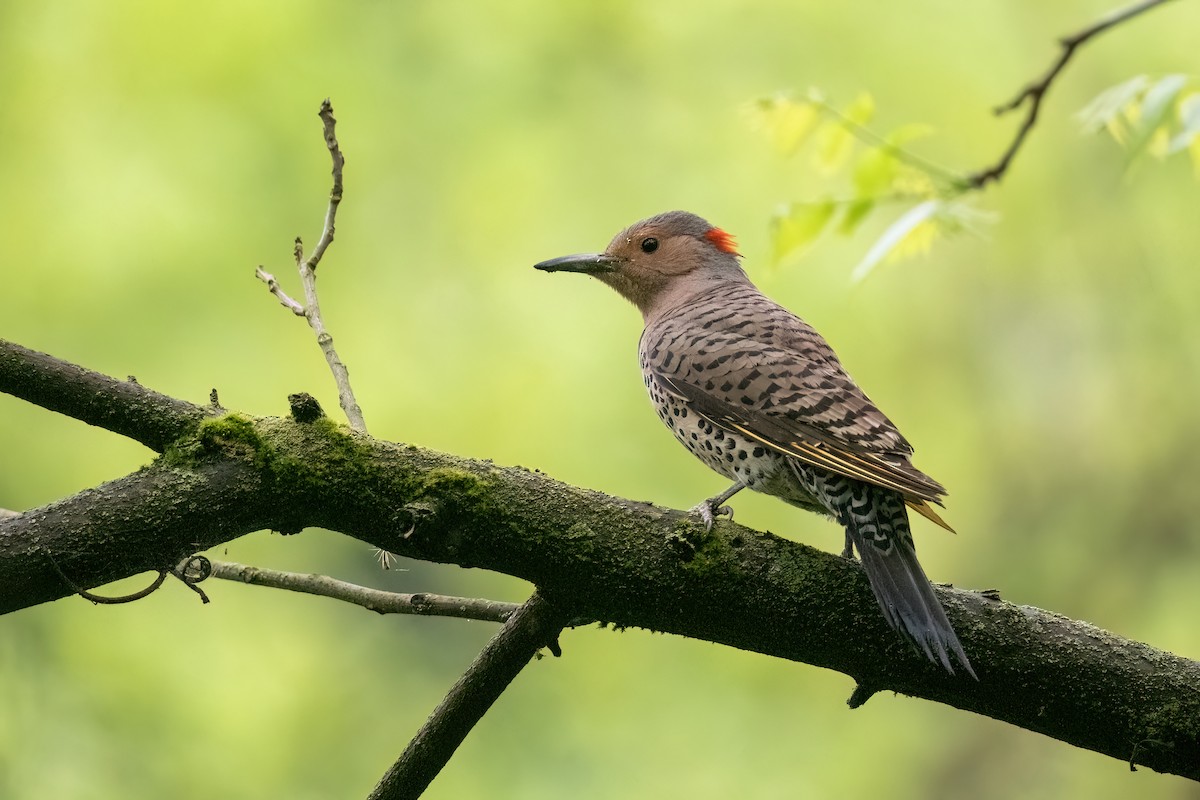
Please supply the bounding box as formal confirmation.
[691,498,734,532]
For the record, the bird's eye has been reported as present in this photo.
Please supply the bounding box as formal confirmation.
[640,237,659,253]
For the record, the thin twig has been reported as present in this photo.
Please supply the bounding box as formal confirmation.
[255,99,368,433]
[965,0,1177,189]
[298,100,365,432]
[209,560,521,623]
[367,591,571,800]
[784,190,934,209]
[295,239,367,433]
[47,553,168,605]
[305,99,345,273]
[809,95,962,188]
[254,267,305,316]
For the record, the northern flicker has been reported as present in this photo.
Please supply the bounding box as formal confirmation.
[535,210,974,677]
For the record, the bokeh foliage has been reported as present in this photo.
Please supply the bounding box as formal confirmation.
[2,2,1200,798]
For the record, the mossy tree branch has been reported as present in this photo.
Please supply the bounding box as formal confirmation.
[1,341,1199,780]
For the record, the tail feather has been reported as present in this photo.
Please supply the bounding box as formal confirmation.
[796,462,975,678]
[855,523,973,677]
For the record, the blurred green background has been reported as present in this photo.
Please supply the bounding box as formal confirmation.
[2,2,1199,798]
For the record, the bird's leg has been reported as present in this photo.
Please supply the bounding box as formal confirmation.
[691,482,745,531]
[841,531,856,560]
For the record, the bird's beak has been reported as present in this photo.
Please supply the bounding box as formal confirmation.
[533,253,620,274]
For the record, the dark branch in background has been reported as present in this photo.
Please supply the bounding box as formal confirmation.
[0,339,214,452]
[209,560,522,623]
[1,344,1198,781]
[965,0,1178,189]
[256,99,366,433]
[367,592,571,800]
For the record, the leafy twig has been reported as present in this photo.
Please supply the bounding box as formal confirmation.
[966,0,1179,189]
[764,0,1182,276]
[807,93,960,188]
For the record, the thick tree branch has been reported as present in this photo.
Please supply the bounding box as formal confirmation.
[368,591,570,800]
[2,349,1199,779]
[966,0,1178,189]
[0,338,212,451]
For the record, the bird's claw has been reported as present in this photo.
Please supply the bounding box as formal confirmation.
[691,499,734,531]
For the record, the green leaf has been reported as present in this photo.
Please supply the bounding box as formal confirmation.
[1077,75,1150,137]
[847,92,875,125]
[1148,126,1171,159]
[852,147,896,196]
[852,124,933,196]
[851,200,940,282]
[753,95,821,156]
[838,198,875,236]
[771,200,837,264]
[1168,92,1200,154]
[935,199,998,238]
[814,92,875,174]
[1126,74,1189,158]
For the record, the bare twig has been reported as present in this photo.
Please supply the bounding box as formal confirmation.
[209,560,521,623]
[305,99,345,273]
[367,591,571,800]
[294,234,367,433]
[965,0,1178,189]
[255,99,367,433]
[47,553,168,604]
[255,267,305,316]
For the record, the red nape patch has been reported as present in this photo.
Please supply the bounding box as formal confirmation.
[705,227,740,255]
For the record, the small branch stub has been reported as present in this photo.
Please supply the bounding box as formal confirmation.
[288,392,325,423]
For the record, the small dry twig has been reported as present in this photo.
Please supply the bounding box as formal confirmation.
[256,98,367,433]
[209,560,521,623]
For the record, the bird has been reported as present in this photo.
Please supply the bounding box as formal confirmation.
[534,210,974,677]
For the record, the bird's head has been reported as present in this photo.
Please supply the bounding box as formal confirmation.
[535,210,748,320]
